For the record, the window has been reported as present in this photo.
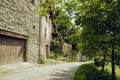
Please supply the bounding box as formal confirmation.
[33,25,35,29]
[30,0,35,6]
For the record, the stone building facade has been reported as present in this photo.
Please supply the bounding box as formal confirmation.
[39,16,52,59]
[0,0,52,65]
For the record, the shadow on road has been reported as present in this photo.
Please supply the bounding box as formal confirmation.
[49,66,78,80]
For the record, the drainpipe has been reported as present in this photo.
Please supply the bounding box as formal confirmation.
[38,16,41,64]
[38,0,42,64]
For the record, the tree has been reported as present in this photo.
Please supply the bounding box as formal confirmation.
[74,0,120,80]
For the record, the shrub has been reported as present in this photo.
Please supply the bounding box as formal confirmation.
[74,64,111,80]
[40,58,45,64]
[74,64,98,80]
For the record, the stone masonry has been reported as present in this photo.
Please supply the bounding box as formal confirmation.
[0,0,52,64]
[39,16,52,59]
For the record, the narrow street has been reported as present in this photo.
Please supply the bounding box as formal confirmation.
[0,62,85,80]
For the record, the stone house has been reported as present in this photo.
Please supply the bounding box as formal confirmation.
[0,0,52,65]
[39,16,52,59]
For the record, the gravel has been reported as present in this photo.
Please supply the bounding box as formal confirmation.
[0,62,86,80]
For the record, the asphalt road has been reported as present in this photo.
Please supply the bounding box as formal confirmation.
[0,62,85,80]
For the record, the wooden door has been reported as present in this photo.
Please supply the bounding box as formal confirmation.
[46,45,50,58]
[0,35,26,65]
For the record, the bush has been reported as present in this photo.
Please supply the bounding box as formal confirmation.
[50,51,77,62]
[50,51,64,61]
[40,58,45,64]
[74,64,111,80]
[50,51,56,59]
[74,64,98,80]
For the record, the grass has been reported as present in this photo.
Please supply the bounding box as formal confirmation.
[116,66,120,80]
[50,51,64,61]
[104,64,120,80]
[50,51,78,62]
[74,63,120,80]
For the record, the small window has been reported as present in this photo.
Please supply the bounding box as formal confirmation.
[30,0,35,6]
[33,25,35,29]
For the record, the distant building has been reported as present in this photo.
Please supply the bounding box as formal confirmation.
[0,0,53,65]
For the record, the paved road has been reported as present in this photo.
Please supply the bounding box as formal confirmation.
[0,62,85,80]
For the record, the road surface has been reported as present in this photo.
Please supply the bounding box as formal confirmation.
[0,62,85,80]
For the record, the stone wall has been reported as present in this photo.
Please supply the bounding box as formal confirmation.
[77,51,90,61]
[39,16,52,59]
[0,0,40,63]
[63,42,72,55]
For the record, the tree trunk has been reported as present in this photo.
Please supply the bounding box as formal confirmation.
[111,44,116,80]
[102,50,107,72]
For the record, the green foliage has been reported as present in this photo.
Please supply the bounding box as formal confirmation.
[94,57,103,66]
[50,51,78,62]
[74,64,111,80]
[50,51,63,61]
[75,63,120,80]
[114,50,120,65]
[50,51,56,59]
[39,0,63,16]
[39,1,82,64]
[102,64,120,80]
[73,1,120,79]
[74,0,120,54]
[39,0,80,46]
[65,51,78,62]
[40,58,45,64]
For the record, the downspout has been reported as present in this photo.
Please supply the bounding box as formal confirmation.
[38,16,41,64]
[38,0,42,64]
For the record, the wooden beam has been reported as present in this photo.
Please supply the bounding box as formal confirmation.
[0,29,28,39]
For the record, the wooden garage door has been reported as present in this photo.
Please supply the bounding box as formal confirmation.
[0,35,26,65]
